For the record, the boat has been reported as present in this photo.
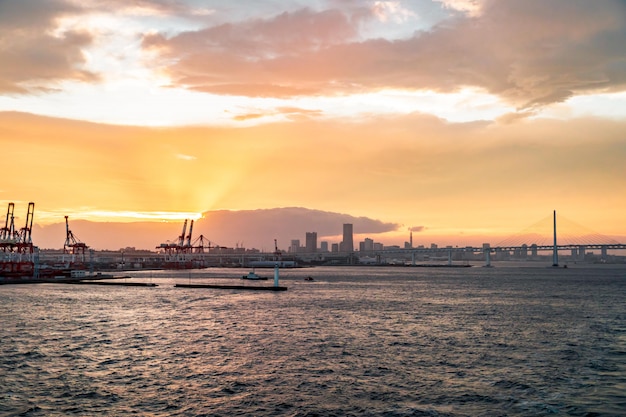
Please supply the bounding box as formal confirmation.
[248,260,297,268]
[242,269,268,280]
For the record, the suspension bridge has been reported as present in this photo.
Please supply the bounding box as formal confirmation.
[350,211,625,267]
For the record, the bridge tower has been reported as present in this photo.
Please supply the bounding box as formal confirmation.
[552,210,559,267]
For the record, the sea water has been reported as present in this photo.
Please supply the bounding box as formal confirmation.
[1,264,625,416]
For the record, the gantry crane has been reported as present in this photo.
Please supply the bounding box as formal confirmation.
[274,238,282,261]
[0,202,35,277]
[13,202,35,256]
[0,202,16,247]
[156,219,219,268]
[184,220,194,251]
[178,219,188,248]
[63,215,88,263]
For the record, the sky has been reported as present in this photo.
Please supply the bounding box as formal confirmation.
[1,0,626,250]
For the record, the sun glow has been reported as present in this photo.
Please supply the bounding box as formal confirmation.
[2,0,626,250]
[35,210,202,224]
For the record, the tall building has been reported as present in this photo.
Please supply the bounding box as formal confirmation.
[320,241,329,252]
[342,223,354,252]
[305,232,317,252]
[290,239,300,253]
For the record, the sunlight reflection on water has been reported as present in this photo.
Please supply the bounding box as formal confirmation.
[1,265,625,416]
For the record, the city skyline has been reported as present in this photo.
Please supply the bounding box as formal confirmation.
[19,206,621,252]
[1,1,625,246]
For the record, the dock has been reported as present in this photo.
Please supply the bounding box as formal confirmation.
[175,283,287,291]
[0,275,134,285]
[65,281,158,287]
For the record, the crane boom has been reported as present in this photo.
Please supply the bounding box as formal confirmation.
[186,220,194,247]
[1,202,14,240]
[273,239,282,260]
[178,219,188,247]
[21,202,34,244]
[65,215,71,242]
[63,215,88,260]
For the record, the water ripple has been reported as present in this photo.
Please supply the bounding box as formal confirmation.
[1,265,625,416]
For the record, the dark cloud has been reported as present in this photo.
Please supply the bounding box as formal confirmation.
[199,207,399,248]
[32,207,400,250]
[409,226,426,232]
[0,0,98,94]
[146,0,626,106]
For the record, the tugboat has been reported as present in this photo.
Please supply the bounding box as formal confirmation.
[242,269,268,280]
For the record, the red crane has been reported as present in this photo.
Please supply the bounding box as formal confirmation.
[64,215,88,262]
[1,202,35,277]
[274,239,282,261]
[16,202,35,254]
[191,234,216,253]
[185,220,194,249]
[178,219,188,248]
[0,202,16,245]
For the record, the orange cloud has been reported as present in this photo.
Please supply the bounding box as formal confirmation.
[1,110,625,246]
[233,107,323,122]
[142,0,626,108]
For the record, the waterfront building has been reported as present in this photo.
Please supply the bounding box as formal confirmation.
[342,224,354,252]
[305,232,317,253]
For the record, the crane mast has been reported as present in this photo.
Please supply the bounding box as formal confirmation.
[185,220,194,248]
[19,202,34,245]
[1,203,35,277]
[178,219,188,247]
[1,202,15,242]
[65,215,71,243]
[273,239,282,261]
[63,215,88,263]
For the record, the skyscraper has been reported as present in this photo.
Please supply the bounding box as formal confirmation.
[305,232,317,252]
[342,223,354,252]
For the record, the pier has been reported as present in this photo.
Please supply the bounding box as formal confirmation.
[175,283,287,291]
[65,281,158,287]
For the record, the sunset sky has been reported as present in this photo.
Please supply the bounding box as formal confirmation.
[1,0,625,249]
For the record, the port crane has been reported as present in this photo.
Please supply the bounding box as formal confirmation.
[156,219,219,268]
[178,219,188,248]
[63,215,88,263]
[0,202,17,246]
[274,239,282,261]
[185,220,194,249]
[191,234,216,253]
[0,202,35,277]
[20,202,34,246]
